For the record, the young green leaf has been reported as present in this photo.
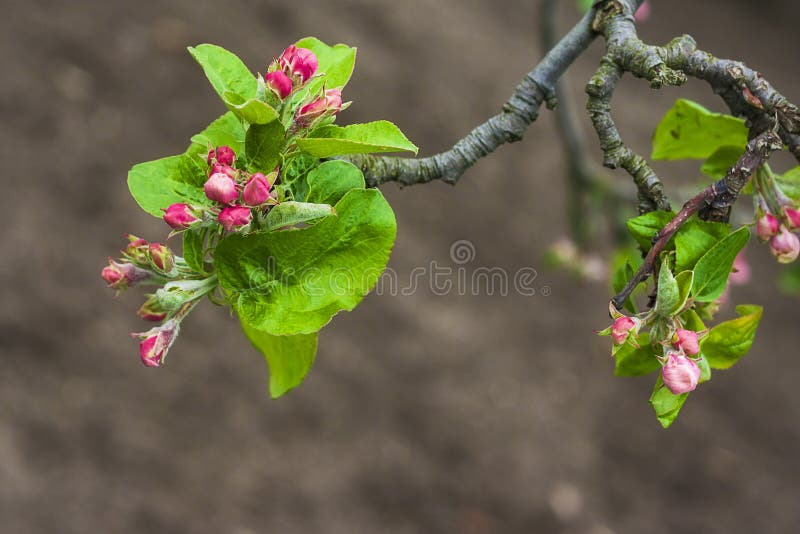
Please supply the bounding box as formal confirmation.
[776,166,800,200]
[128,155,211,217]
[675,218,730,272]
[182,229,207,273]
[245,120,286,173]
[188,44,257,103]
[654,258,680,317]
[215,188,397,335]
[626,210,675,251]
[188,112,246,157]
[264,201,335,231]
[700,304,763,369]
[700,145,743,179]
[296,121,418,158]
[241,322,318,398]
[295,37,357,88]
[652,99,748,160]
[649,376,689,429]
[691,226,750,301]
[306,160,366,205]
[223,91,279,124]
[614,334,661,376]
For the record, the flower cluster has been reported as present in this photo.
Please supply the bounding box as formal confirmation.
[753,169,800,263]
[600,304,707,395]
[102,42,353,369]
[101,235,218,367]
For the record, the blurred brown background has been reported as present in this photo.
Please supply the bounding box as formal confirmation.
[2,0,800,532]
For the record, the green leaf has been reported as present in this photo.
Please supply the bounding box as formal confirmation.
[675,219,730,272]
[681,308,707,331]
[188,44,257,103]
[697,356,711,383]
[296,121,418,158]
[649,376,689,429]
[652,99,748,160]
[691,226,750,301]
[654,258,679,317]
[241,322,318,398]
[700,304,763,369]
[264,201,335,231]
[776,166,800,200]
[245,120,285,173]
[306,160,366,205]
[182,229,206,273]
[626,210,675,251]
[187,112,246,156]
[223,91,279,124]
[295,37,357,88]
[614,335,660,376]
[215,188,397,335]
[128,155,211,217]
[700,145,743,179]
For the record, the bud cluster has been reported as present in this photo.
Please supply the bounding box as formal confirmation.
[103,42,352,370]
[753,170,800,264]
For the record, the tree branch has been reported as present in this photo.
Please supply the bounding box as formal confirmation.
[611,130,783,310]
[344,3,639,187]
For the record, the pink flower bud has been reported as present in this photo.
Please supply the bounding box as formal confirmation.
[265,71,293,99]
[278,45,318,83]
[756,212,780,241]
[206,146,236,167]
[243,172,272,206]
[148,243,174,273]
[661,351,701,395]
[218,206,252,232]
[611,316,639,345]
[137,298,168,322]
[634,0,651,22]
[673,329,700,356]
[101,260,151,290]
[204,172,239,204]
[783,206,800,230]
[131,320,180,368]
[296,89,343,125]
[211,163,237,178]
[123,234,149,263]
[769,225,800,263]
[729,251,751,286]
[163,203,200,230]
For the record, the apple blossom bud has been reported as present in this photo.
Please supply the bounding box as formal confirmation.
[211,163,237,178]
[101,259,151,290]
[769,225,800,263]
[163,203,200,229]
[123,234,149,263]
[611,316,639,345]
[137,296,168,322]
[673,329,700,356]
[296,89,342,125]
[756,212,780,241]
[265,71,293,99]
[661,351,701,394]
[206,146,235,167]
[131,320,180,367]
[278,45,318,83]
[634,0,651,22]
[783,206,800,230]
[243,172,272,206]
[204,172,239,204]
[218,206,252,232]
[148,243,174,273]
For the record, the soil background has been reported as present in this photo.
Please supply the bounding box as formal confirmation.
[2,1,800,533]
